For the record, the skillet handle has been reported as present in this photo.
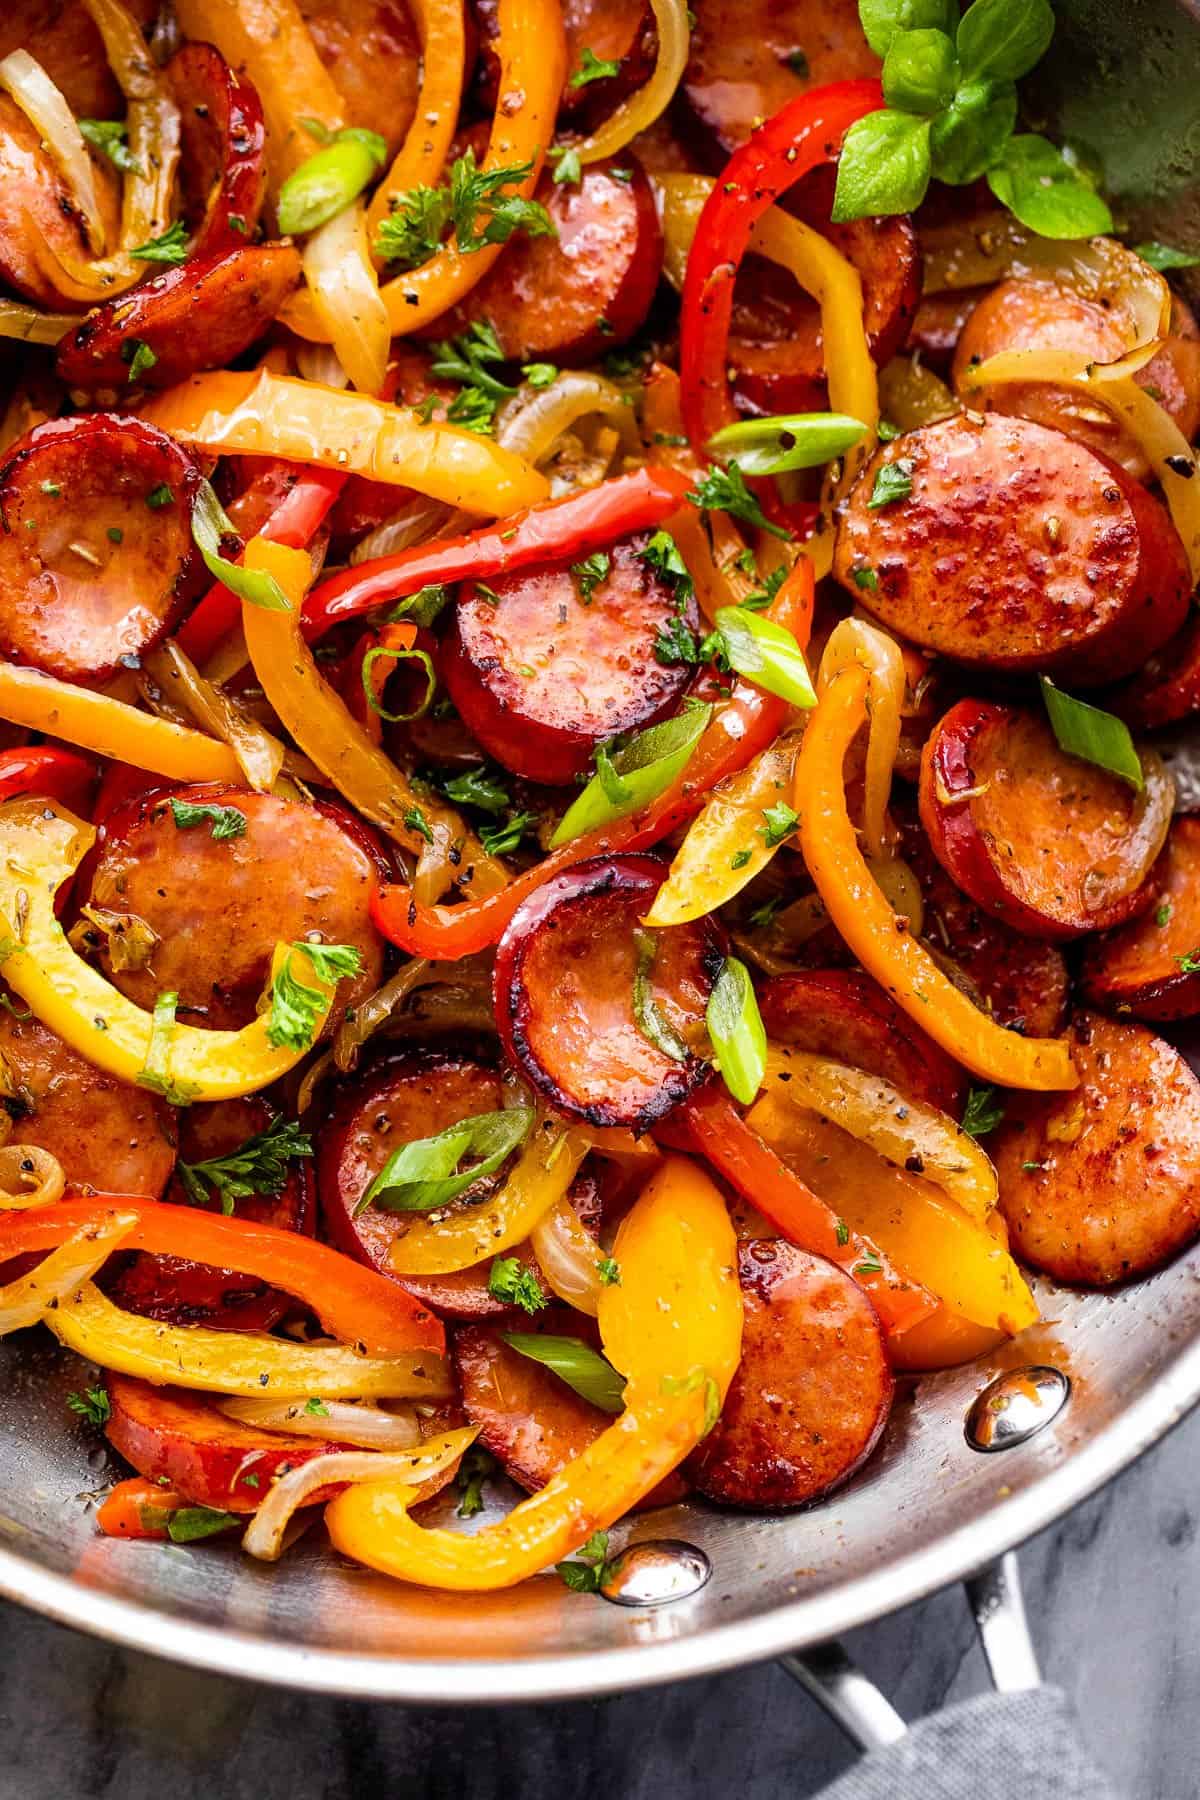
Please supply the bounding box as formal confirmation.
[780,1553,1124,1797]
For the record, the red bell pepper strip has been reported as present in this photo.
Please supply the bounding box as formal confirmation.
[369,561,814,959]
[679,79,883,455]
[96,1477,189,1540]
[0,1201,444,1355]
[176,463,346,666]
[661,1081,936,1340]
[301,467,694,641]
[0,746,95,814]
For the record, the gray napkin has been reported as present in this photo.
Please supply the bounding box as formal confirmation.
[815,1688,1121,1800]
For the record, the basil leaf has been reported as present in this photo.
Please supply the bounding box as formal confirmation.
[706,957,767,1106]
[167,1506,242,1543]
[361,1107,533,1214]
[276,128,387,236]
[882,29,959,116]
[632,929,691,1064]
[955,0,1054,83]
[929,77,1017,184]
[1135,241,1200,273]
[859,0,958,58]
[550,705,711,847]
[501,1333,626,1413]
[987,136,1113,239]
[831,109,932,224]
[1040,676,1144,792]
[712,606,816,709]
[191,481,290,612]
[707,412,867,477]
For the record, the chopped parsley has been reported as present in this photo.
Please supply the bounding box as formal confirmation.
[168,797,247,841]
[688,464,790,540]
[759,801,799,848]
[67,1386,110,1428]
[304,1396,330,1417]
[556,1529,619,1593]
[403,804,435,845]
[835,1218,850,1247]
[442,766,511,814]
[455,1445,498,1518]
[653,614,701,666]
[522,361,559,389]
[551,146,582,187]
[1156,902,1173,927]
[121,338,158,383]
[596,1256,621,1286]
[429,320,516,435]
[867,459,914,510]
[177,1115,313,1214]
[747,894,785,929]
[266,943,363,1052]
[479,811,535,857]
[145,483,175,510]
[487,1255,547,1314]
[130,219,190,264]
[730,847,753,870]
[852,566,879,591]
[79,118,141,174]
[961,1085,1006,1138]
[571,550,611,603]
[569,46,621,86]
[1176,948,1200,974]
[374,151,555,269]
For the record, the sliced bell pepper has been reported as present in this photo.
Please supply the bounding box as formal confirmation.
[96,1477,189,1540]
[795,667,1078,1090]
[302,467,693,640]
[0,664,243,785]
[0,798,347,1102]
[0,1198,444,1354]
[0,746,95,814]
[324,1155,742,1588]
[365,0,466,245]
[678,79,882,454]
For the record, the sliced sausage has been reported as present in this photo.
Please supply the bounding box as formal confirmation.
[427,158,662,364]
[472,0,655,122]
[0,92,116,309]
[952,279,1200,482]
[1080,818,1200,1021]
[0,0,155,120]
[299,0,420,162]
[1109,611,1200,733]
[730,167,920,416]
[905,288,985,369]
[107,1095,314,1333]
[687,1241,892,1509]
[85,786,386,1031]
[833,413,1192,686]
[991,1011,1200,1286]
[167,42,268,258]
[442,533,699,785]
[56,245,301,393]
[683,0,877,159]
[495,854,723,1131]
[758,969,966,1115]
[0,414,210,683]
[919,699,1171,941]
[0,1000,175,1197]
[896,801,1070,1037]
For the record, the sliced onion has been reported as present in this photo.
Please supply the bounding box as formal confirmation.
[294,341,352,390]
[0,302,76,345]
[0,1211,136,1333]
[530,1195,602,1316]
[878,355,958,432]
[303,200,391,397]
[497,372,638,468]
[219,1396,423,1449]
[349,495,453,565]
[573,0,690,164]
[818,618,906,863]
[242,1426,476,1561]
[0,1144,66,1210]
[0,50,106,254]
[146,641,285,792]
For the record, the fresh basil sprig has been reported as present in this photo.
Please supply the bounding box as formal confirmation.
[833,0,1112,239]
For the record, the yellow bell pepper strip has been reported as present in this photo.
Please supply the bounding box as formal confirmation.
[795,668,1078,1092]
[746,1093,1038,1338]
[240,540,507,897]
[0,798,348,1102]
[365,0,466,246]
[0,662,244,784]
[42,1280,453,1400]
[285,0,566,342]
[0,1211,136,1335]
[387,1118,592,1276]
[142,370,549,518]
[325,1155,742,1588]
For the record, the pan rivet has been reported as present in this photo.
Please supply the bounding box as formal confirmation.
[965,1365,1071,1453]
[597,1540,711,1607]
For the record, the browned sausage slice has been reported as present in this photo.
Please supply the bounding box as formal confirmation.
[1080,818,1200,1021]
[758,969,966,1115]
[687,1240,892,1509]
[0,0,156,120]
[905,288,985,369]
[952,279,1200,482]
[0,1000,175,1197]
[919,700,1170,940]
[442,533,699,785]
[472,0,655,122]
[454,1306,607,1492]
[834,413,1192,686]
[0,93,116,308]
[425,158,662,364]
[683,0,877,158]
[495,855,724,1131]
[85,786,386,1031]
[167,42,268,258]
[0,415,209,683]
[299,0,420,161]
[992,1012,1200,1286]
[1109,611,1200,733]
[57,245,301,392]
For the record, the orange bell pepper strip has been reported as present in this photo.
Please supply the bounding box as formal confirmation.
[96,1477,189,1540]
[663,1082,935,1339]
[365,0,466,245]
[0,1200,444,1355]
[796,667,1078,1091]
[325,1155,742,1589]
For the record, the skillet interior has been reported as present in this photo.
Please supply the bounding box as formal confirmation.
[1,0,1199,1705]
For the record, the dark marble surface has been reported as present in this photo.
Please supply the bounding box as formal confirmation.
[3,1405,1197,1800]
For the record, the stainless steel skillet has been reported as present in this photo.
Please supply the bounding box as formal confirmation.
[1,0,1199,1753]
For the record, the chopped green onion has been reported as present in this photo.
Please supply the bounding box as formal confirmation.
[501,1333,626,1412]
[705,956,767,1105]
[276,127,387,236]
[707,412,868,477]
[1039,675,1143,791]
[711,606,816,709]
[550,704,711,847]
[190,480,291,612]
[361,643,436,722]
[632,929,690,1063]
[360,1107,532,1214]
